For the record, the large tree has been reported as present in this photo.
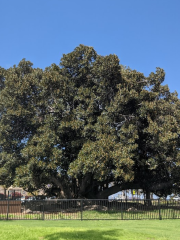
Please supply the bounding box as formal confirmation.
[0,45,180,199]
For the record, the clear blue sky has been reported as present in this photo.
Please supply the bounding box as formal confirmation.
[0,0,180,94]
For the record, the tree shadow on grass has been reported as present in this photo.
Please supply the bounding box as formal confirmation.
[45,229,124,240]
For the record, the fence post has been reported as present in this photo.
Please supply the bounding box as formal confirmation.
[6,191,9,220]
[121,199,123,220]
[80,199,83,221]
[158,199,162,220]
[42,200,45,220]
[173,200,175,219]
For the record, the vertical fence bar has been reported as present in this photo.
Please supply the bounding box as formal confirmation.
[158,199,162,220]
[6,191,9,220]
[81,199,83,221]
[4,189,6,200]
[121,199,123,220]
[42,200,45,220]
[173,200,175,219]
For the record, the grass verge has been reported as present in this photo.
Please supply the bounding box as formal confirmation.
[0,219,180,240]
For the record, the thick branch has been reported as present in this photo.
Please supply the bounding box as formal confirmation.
[149,181,173,192]
[95,182,140,199]
[95,181,174,199]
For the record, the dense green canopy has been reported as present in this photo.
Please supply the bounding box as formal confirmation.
[0,45,180,199]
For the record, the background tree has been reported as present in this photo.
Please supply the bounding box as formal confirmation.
[0,60,43,190]
[0,45,180,199]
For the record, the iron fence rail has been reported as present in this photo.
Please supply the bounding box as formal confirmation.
[0,199,180,220]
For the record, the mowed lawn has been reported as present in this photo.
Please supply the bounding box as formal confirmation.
[0,220,179,240]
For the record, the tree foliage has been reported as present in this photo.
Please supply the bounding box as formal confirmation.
[0,45,180,199]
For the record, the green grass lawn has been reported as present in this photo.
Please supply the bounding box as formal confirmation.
[0,220,180,240]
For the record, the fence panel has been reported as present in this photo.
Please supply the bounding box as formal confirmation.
[160,200,180,219]
[0,199,180,220]
[43,199,81,220]
[82,199,121,220]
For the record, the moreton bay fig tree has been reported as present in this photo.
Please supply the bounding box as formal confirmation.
[0,45,180,199]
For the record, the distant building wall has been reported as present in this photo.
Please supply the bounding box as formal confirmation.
[0,201,21,213]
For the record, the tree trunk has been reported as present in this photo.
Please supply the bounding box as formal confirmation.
[78,174,92,197]
[51,176,72,198]
[145,189,152,206]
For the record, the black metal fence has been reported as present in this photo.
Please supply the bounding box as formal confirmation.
[0,199,180,220]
